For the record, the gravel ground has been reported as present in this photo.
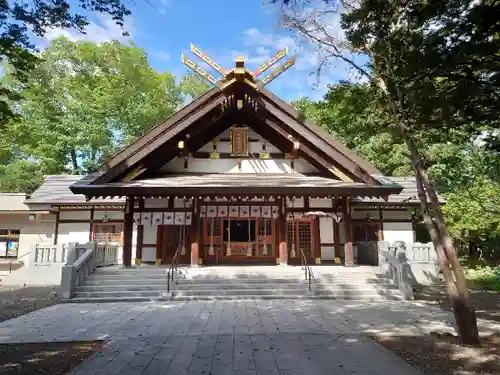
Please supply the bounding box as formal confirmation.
[0,286,60,322]
[0,341,104,375]
[372,332,500,375]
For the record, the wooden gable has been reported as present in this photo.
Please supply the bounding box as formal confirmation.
[71,74,388,196]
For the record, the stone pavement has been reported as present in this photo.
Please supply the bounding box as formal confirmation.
[0,300,498,375]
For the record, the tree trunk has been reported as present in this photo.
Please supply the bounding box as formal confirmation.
[401,124,480,345]
[70,148,79,173]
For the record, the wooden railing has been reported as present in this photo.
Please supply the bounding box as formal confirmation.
[60,241,118,299]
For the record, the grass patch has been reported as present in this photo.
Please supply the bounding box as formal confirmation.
[465,266,500,291]
[0,341,104,375]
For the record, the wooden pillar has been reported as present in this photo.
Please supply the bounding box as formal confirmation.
[278,197,288,265]
[191,198,200,267]
[333,220,340,260]
[378,207,384,241]
[135,199,144,265]
[88,207,95,242]
[54,211,60,245]
[344,197,354,266]
[123,196,134,268]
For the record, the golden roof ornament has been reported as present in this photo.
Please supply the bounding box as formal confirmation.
[181,44,296,90]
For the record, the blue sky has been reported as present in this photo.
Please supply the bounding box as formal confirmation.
[42,0,352,102]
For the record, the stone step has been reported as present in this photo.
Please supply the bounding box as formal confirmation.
[67,292,396,303]
[76,283,311,292]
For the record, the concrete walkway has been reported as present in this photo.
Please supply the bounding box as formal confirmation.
[0,300,498,375]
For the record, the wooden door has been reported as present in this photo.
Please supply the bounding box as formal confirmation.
[287,218,317,261]
[158,225,191,264]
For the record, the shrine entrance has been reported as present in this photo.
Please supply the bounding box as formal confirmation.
[203,217,277,264]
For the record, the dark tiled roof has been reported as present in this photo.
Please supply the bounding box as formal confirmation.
[25,174,438,206]
[26,175,124,205]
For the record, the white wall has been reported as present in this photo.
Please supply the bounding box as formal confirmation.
[0,213,57,286]
[320,217,335,260]
[160,128,318,174]
[142,224,157,262]
[383,222,414,243]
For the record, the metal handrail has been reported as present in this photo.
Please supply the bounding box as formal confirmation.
[300,248,315,292]
[1,252,30,276]
[167,247,181,293]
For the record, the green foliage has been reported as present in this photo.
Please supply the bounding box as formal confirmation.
[298,81,500,265]
[466,266,500,291]
[0,0,131,127]
[179,73,211,102]
[0,38,189,192]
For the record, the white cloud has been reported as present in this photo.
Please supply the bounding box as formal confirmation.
[156,51,170,61]
[158,0,171,15]
[41,15,134,46]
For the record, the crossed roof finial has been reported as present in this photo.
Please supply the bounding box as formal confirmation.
[181,44,296,90]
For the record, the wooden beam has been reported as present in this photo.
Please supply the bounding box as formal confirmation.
[93,95,226,184]
[260,87,381,176]
[258,97,381,185]
[96,88,222,175]
[123,197,134,267]
[192,152,286,159]
[251,112,348,180]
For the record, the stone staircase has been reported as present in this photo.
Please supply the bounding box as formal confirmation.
[69,265,404,303]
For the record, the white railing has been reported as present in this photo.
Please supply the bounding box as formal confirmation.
[378,241,439,300]
[60,241,118,299]
[33,243,67,265]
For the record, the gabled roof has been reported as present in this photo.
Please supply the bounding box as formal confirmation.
[70,78,394,198]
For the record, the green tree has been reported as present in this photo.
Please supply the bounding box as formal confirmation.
[278,0,500,343]
[0,0,131,127]
[179,73,212,102]
[1,37,183,188]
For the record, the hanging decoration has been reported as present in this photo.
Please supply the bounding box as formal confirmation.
[141,212,152,226]
[210,139,220,159]
[180,199,187,255]
[226,218,231,256]
[261,206,271,218]
[272,206,279,218]
[217,206,228,217]
[209,216,215,256]
[152,212,163,226]
[185,212,193,225]
[251,206,261,217]
[133,212,141,225]
[174,212,185,225]
[239,206,250,217]
[229,206,239,217]
[207,206,217,218]
[200,206,207,218]
[259,141,270,159]
[163,212,174,225]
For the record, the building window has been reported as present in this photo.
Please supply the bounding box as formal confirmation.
[0,229,20,258]
[93,223,123,244]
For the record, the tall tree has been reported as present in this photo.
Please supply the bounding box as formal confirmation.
[277,0,500,343]
[1,37,183,187]
[0,0,131,127]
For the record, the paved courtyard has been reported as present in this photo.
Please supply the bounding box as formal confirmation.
[0,300,499,375]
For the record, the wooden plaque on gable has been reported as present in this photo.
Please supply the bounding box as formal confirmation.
[230,127,249,157]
